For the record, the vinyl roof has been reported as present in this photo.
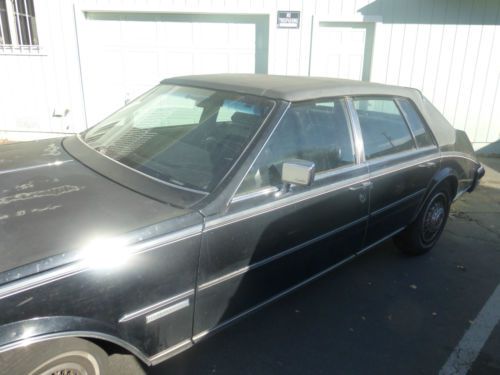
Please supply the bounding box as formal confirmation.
[162,73,422,102]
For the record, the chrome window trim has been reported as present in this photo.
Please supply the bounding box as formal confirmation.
[394,97,439,147]
[369,153,440,180]
[118,289,194,323]
[209,151,443,231]
[345,97,366,163]
[231,97,359,203]
[348,96,420,161]
[0,225,202,301]
[207,173,370,231]
[229,102,292,202]
[232,162,366,205]
[314,162,366,181]
[393,97,419,148]
[199,215,368,291]
[231,186,280,204]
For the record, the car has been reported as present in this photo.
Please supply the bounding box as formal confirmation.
[0,74,485,374]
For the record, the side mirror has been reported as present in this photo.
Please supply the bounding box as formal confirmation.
[281,159,315,187]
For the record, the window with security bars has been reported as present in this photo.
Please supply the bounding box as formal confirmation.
[0,0,38,46]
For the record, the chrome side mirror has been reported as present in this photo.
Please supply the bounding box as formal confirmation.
[281,159,315,187]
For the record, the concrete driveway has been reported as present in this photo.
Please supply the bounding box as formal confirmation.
[111,158,500,375]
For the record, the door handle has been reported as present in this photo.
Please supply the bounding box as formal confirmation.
[349,181,373,191]
[418,161,436,168]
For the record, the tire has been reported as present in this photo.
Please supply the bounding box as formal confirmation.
[394,184,451,255]
[0,337,109,375]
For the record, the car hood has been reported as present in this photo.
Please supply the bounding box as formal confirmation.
[0,138,201,281]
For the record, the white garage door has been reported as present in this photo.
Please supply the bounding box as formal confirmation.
[80,13,257,126]
[310,25,366,80]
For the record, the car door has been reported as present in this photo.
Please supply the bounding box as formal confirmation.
[348,96,440,247]
[193,98,370,337]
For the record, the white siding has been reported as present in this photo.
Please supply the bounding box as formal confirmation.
[0,0,499,152]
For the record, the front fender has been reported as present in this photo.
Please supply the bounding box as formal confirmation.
[0,316,150,364]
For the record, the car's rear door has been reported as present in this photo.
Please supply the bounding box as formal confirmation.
[193,98,370,338]
[348,96,440,247]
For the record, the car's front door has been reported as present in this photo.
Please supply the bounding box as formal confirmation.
[349,96,440,247]
[193,98,370,337]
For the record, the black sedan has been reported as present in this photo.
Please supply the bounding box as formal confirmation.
[0,74,484,374]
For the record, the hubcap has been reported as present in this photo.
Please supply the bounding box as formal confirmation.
[422,194,446,244]
[42,363,87,375]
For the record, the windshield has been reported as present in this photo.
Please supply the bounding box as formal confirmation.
[82,85,275,192]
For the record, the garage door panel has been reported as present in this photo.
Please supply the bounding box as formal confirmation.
[311,25,367,80]
[160,52,194,77]
[124,50,159,85]
[229,52,255,72]
[228,23,255,47]
[159,22,193,46]
[194,53,229,74]
[193,23,230,48]
[81,13,260,125]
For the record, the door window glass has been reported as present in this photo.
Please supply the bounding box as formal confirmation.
[397,98,435,148]
[237,99,355,195]
[353,98,415,160]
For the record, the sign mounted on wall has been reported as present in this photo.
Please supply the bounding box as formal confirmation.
[277,11,300,28]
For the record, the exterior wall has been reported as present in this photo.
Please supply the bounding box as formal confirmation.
[0,0,85,140]
[0,0,499,153]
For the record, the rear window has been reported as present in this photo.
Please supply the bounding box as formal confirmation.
[396,98,435,148]
[353,98,415,160]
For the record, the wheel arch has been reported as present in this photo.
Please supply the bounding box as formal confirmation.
[0,316,151,366]
[411,166,458,223]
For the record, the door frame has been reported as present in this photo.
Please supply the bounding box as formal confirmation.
[309,20,375,81]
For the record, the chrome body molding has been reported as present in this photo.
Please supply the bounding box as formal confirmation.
[194,227,406,343]
[0,330,194,367]
[370,188,427,217]
[0,225,202,301]
[194,254,358,343]
[207,174,370,231]
[368,152,440,180]
[209,152,443,232]
[198,215,369,291]
[148,339,193,366]
[356,227,406,256]
[0,331,152,365]
[119,290,194,323]
[440,151,480,164]
[146,299,190,324]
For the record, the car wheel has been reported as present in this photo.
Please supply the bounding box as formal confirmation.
[0,338,109,375]
[394,184,451,255]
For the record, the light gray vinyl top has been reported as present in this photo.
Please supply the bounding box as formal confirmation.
[161,74,456,147]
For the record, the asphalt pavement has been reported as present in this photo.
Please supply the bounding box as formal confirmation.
[111,157,500,375]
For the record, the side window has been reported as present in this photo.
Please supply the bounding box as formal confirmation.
[237,98,355,195]
[397,98,435,148]
[353,98,415,160]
